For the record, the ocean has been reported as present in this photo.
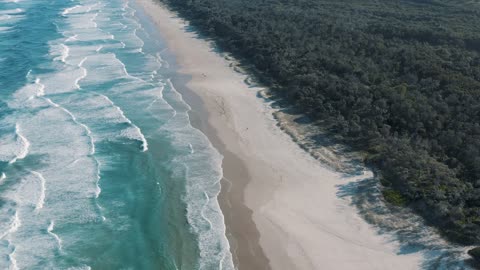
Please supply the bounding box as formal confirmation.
[0,0,233,269]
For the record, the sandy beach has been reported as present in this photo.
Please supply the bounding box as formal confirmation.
[136,0,423,269]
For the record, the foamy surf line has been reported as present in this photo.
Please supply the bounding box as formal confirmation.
[30,171,46,211]
[65,34,78,42]
[160,71,234,269]
[34,78,96,156]
[0,0,239,268]
[124,2,237,268]
[99,94,148,151]
[58,44,70,63]
[47,221,63,251]
[33,78,103,202]
[0,212,20,240]
[61,5,82,16]
[8,245,18,270]
[75,57,88,89]
[46,27,150,153]
[8,124,30,164]
[0,9,24,15]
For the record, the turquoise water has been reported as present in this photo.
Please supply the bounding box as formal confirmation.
[0,0,233,269]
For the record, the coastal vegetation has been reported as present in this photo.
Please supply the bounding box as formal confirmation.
[157,0,480,245]
[469,247,480,263]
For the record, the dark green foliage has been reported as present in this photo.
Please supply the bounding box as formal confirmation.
[468,247,480,262]
[158,0,480,244]
[382,189,407,206]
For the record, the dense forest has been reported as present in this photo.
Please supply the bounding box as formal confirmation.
[157,0,480,245]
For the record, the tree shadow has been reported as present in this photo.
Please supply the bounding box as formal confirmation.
[336,176,472,269]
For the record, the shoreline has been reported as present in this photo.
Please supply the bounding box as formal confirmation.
[166,31,271,270]
[168,68,269,269]
[136,0,423,269]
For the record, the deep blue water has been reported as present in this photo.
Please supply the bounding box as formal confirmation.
[0,0,233,269]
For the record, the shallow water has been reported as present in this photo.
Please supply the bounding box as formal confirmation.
[0,0,233,269]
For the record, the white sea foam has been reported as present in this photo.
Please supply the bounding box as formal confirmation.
[188,143,194,154]
[99,94,148,151]
[0,0,232,268]
[0,135,17,163]
[65,34,78,42]
[50,43,70,63]
[0,15,11,21]
[0,212,20,240]
[0,9,24,25]
[0,1,161,267]
[66,13,98,30]
[33,78,101,206]
[35,78,102,203]
[62,5,82,16]
[47,221,62,251]
[85,3,97,13]
[38,84,96,155]
[201,192,213,230]
[155,52,166,68]
[8,124,30,165]
[0,9,24,15]
[163,80,234,269]
[94,160,101,198]
[8,245,18,270]
[120,126,148,152]
[90,13,98,28]
[60,44,69,63]
[8,78,42,106]
[77,53,125,82]
[75,57,88,89]
[34,78,45,97]
[61,28,114,43]
[66,266,91,270]
[53,44,99,65]
[2,114,100,267]
[31,171,46,211]
[145,85,165,111]
[110,28,144,52]
[39,67,85,94]
[0,173,5,183]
